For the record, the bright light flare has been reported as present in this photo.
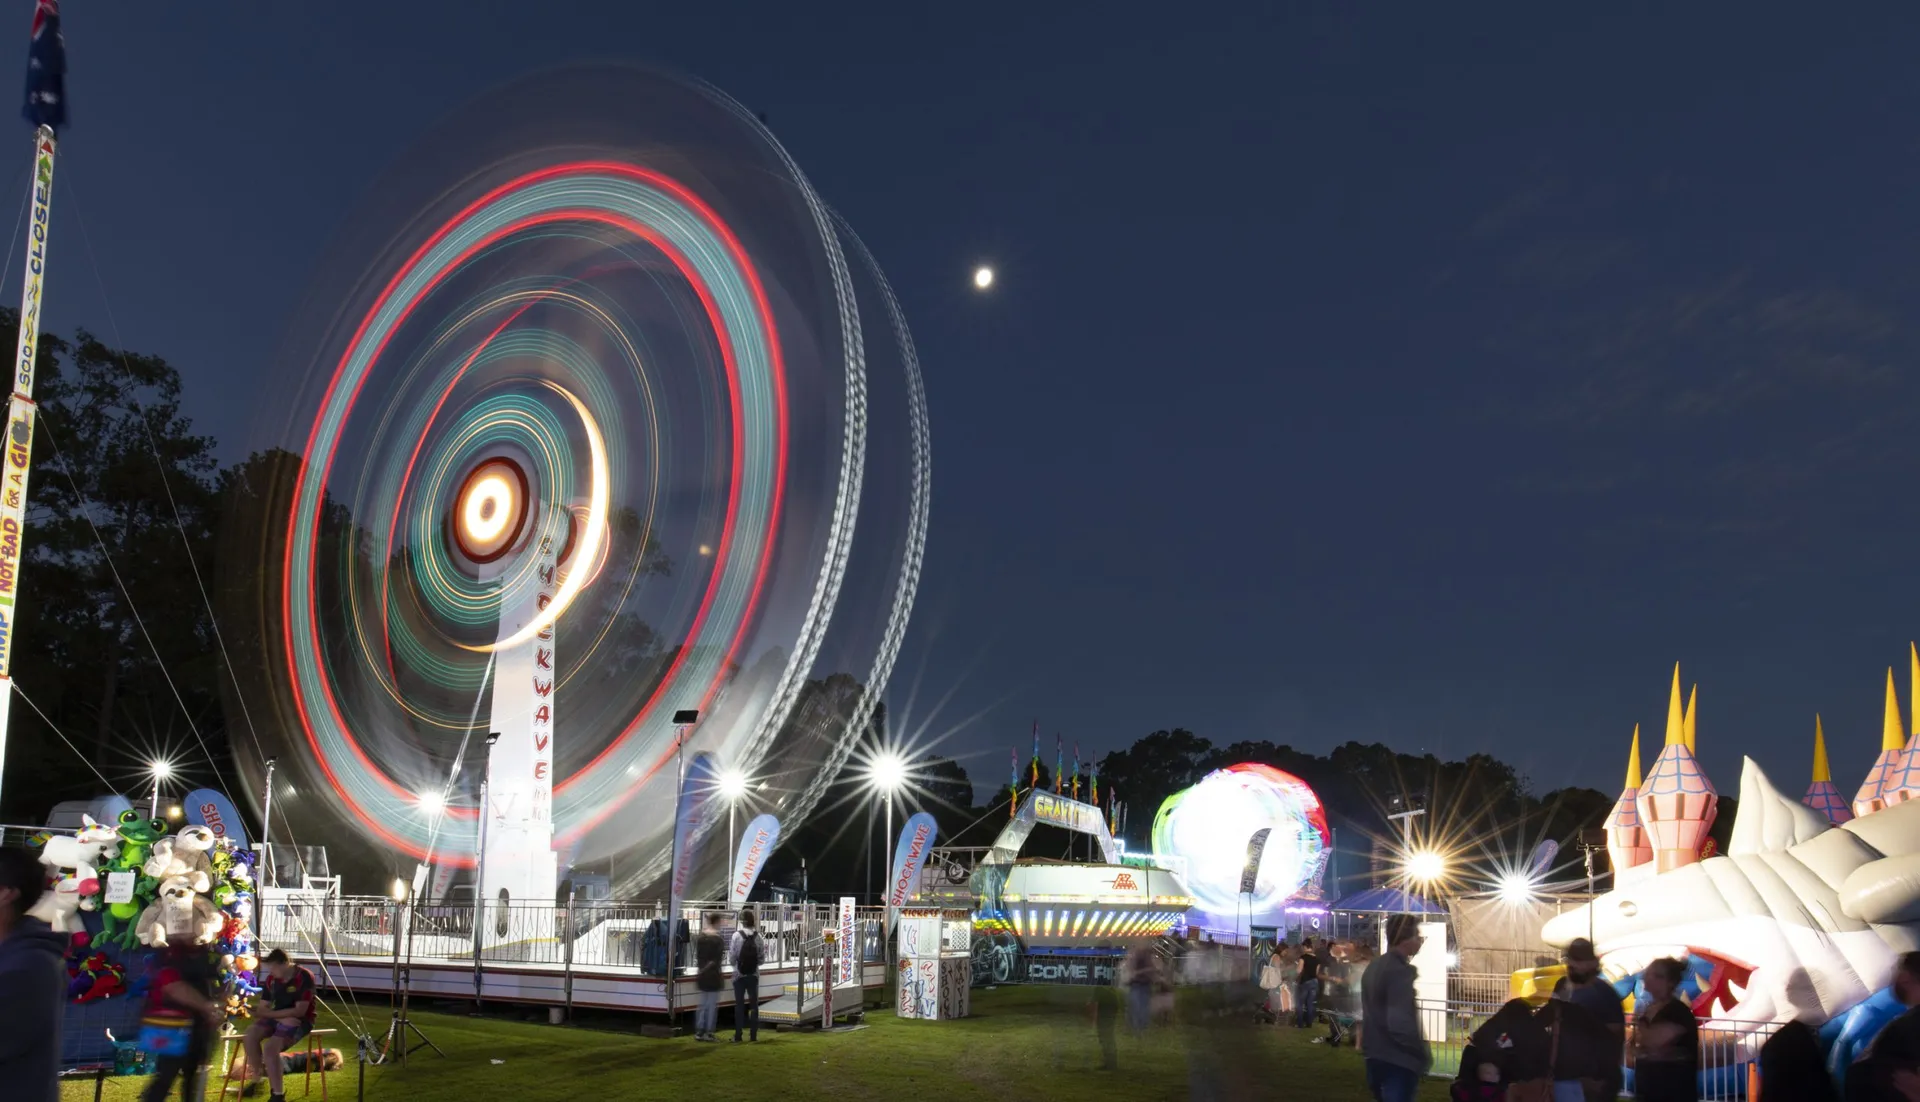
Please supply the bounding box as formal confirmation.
[416,790,446,816]
[391,878,408,901]
[718,769,750,800]
[870,751,909,793]
[149,759,174,780]
[1405,850,1446,883]
[973,266,994,290]
[1497,871,1540,906]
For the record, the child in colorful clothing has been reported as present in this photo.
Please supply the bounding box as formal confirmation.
[243,949,316,1102]
[139,934,223,1102]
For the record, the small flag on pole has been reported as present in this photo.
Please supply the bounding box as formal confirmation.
[1071,743,1080,800]
[1054,734,1063,793]
[21,0,64,131]
[1090,761,1098,805]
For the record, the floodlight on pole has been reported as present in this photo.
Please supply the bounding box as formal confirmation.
[148,759,174,819]
[1405,850,1446,884]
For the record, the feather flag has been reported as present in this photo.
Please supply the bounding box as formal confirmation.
[1071,743,1081,800]
[1054,734,1063,793]
[1090,761,1098,805]
[1029,722,1040,789]
[1009,748,1019,819]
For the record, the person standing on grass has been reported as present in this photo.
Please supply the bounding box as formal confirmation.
[140,932,224,1102]
[1629,957,1698,1102]
[694,913,725,1042]
[1123,945,1158,1033]
[1295,937,1321,1028]
[729,909,761,1043]
[243,949,315,1102]
[1360,915,1432,1102]
[0,847,64,1102]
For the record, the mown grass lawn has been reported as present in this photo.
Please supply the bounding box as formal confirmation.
[63,986,1454,1101]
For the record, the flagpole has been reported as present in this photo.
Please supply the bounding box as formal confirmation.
[0,121,57,813]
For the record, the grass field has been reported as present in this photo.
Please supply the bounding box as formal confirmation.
[62,986,1455,1101]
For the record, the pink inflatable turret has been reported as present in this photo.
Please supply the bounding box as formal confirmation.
[1636,665,1718,874]
[1605,725,1652,881]
[1854,668,1908,817]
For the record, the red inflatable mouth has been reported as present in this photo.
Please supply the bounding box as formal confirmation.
[1687,947,1756,1019]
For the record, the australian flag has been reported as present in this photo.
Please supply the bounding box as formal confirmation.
[22,0,65,131]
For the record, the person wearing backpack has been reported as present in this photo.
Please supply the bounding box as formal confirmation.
[693,913,725,1042]
[729,909,762,1043]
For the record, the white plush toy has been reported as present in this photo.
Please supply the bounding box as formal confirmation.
[41,816,120,911]
[135,873,222,947]
[143,825,216,890]
[25,872,83,933]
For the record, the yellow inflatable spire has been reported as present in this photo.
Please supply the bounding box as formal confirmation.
[1665,663,1685,747]
[1884,669,1904,752]
[1910,643,1918,737]
[1813,715,1832,783]
[1626,724,1643,788]
[1684,684,1699,753]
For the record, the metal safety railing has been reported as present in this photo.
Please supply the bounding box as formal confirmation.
[1420,998,1782,1101]
[256,895,888,975]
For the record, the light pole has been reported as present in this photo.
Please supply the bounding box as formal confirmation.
[260,757,278,888]
[869,752,907,905]
[667,708,700,1032]
[719,768,749,891]
[148,760,174,820]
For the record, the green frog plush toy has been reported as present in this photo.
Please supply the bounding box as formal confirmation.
[101,810,169,950]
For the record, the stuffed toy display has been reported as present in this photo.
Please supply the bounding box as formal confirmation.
[37,813,260,1008]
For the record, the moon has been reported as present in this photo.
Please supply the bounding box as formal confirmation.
[973,265,994,290]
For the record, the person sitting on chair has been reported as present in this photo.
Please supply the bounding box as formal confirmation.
[243,949,315,1102]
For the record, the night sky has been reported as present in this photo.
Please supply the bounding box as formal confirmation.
[35,6,1920,799]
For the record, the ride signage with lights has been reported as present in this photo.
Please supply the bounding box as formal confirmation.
[1032,792,1104,834]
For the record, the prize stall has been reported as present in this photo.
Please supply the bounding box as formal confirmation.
[895,908,971,1020]
[31,790,262,1079]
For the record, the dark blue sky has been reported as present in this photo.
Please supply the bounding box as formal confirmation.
[34,5,1920,798]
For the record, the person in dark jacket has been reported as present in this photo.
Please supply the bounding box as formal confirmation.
[1630,957,1699,1102]
[1759,1020,1838,1102]
[728,909,761,1043]
[1361,915,1432,1102]
[694,913,725,1042]
[0,848,64,1102]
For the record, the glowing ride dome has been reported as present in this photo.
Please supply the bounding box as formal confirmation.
[253,68,931,893]
[1152,763,1331,927]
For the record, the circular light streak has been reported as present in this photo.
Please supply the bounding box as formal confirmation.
[267,72,934,892]
[451,458,528,563]
[1152,762,1331,920]
[281,161,790,858]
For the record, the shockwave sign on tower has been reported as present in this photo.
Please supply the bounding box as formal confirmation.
[0,0,66,808]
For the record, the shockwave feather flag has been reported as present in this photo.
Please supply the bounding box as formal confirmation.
[21,0,64,131]
[183,787,249,849]
[666,752,719,940]
[1054,734,1063,793]
[728,813,781,907]
[884,810,939,928]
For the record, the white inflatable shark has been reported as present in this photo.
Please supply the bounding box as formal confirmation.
[1544,757,1920,1032]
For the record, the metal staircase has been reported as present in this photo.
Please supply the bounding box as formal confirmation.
[756,933,868,1027]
